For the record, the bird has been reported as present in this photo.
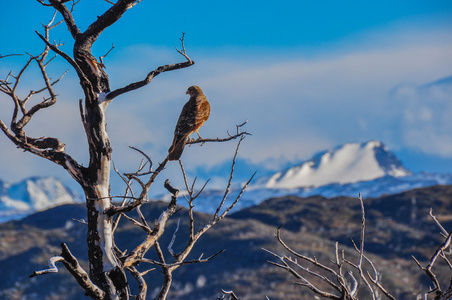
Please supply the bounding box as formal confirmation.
[168,86,211,161]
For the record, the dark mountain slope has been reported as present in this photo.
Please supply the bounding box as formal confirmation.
[1,186,451,299]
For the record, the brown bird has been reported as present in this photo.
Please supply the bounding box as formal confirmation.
[168,86,211,161]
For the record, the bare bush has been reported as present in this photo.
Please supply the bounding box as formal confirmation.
[264,195,452,300]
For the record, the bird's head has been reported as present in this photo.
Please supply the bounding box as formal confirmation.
[186,85,203,96]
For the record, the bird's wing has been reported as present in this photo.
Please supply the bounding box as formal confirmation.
[173,98,198,139]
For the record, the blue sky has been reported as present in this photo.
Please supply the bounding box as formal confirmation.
[1,1,452,193]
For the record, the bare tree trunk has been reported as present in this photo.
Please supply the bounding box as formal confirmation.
[69,27,128,296]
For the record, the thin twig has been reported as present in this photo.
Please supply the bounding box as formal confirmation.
[168,219,180,257]
[0,53,23,59]
[430,208,449,238]
[99,43,114,67]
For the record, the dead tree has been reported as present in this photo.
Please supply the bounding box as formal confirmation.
[1,1,250,299]
[264,196,452,300]
[413,209,452,300]
[264,195,395,300]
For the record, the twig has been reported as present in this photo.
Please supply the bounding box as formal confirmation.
[175,32,191,62]
[413,230,452,294]
[430,208,449,238]
[168,219,180,257]
[120,213,152,234]
[221,289,240,300]
[187,131,250,146]
[214,135,245,219]
[140,249,225,268]
[126,266,148,300]
[99,43,114,67]
[72,218,88,225]
[123,146,153,176]
[0,53,23,59]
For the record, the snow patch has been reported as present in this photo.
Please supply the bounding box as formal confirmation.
[0,177,82,223]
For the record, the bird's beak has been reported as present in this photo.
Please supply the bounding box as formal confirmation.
[186,90,189,95]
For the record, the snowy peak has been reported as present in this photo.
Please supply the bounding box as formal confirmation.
[0,177,82,222]
[265,141,411,189]
[6,177,79,210]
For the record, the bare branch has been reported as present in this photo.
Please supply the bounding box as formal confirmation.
[367,270,397,300]
[29,256,65,277]
[35,30,85,78]
[39,0,78,39]
[440,250,452,270]
[357,193,365,269]
[175,32,191,61]
[107,33,194,100]
[214,135,248,219]
[82,0,142,47]
[72,218,88,225]
[45,0,81,39]
[140,249,226,268]
[413,230,452,294]
[121,212,152,233]
[168,219,180,258]
[188,131,251,146]
[265,195,400,300]
[99,43,114,67]
[126,266,148,300]
[0,18,86,184]
[430,208,449,238]
[30,243,104,299]
[0,53,23,59]
[346,194,377,300]
[0,119,84,184]
[220,289,240,300]
[23,69,68,106]
[124,146,153,176]
[60,243,105,300]
[122,179,178,268]
[264,249,341,299]
[14,56,59,131]
[348,271,358,297]
[107,157,169,215]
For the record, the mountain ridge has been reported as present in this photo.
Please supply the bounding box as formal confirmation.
[2,140,452,221]
[166,140,452,214]
[0,177,82,223]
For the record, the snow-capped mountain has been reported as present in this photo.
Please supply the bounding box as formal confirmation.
[0,177,82,223]
[172,141,452,214]
[2,140,452,220]
[263,141,411,189]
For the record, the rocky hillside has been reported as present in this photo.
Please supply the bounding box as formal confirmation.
[1,185,452,299]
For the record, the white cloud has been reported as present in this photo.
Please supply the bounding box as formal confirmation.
[1,26,452,188]
[393,78,452,158]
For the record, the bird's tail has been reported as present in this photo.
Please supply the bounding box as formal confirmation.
[168,138,187,161]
